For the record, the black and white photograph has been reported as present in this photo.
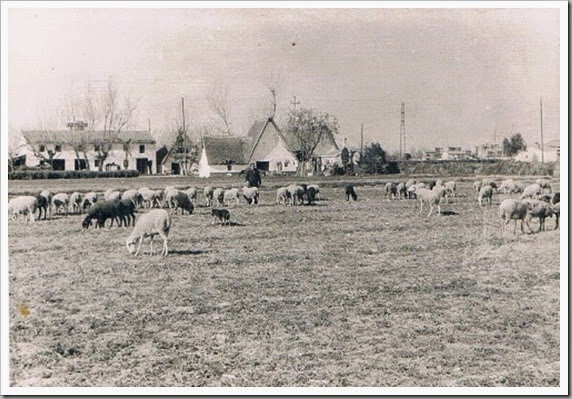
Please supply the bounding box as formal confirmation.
[1,1,567,395]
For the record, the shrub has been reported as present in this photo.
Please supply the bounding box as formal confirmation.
[8,170,140,180]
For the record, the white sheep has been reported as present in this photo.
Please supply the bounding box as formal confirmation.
[8,196,38,223]
[125,209,171,256]
[478,185,493,206]
[242,186,259,205]
[213,188,225,207]
[81,192,98,212]
[499,199,531,234]
[138,187,161,208]
[276,187,291,205]
[184,187,198,200]
[68,192,84,214]
[535,178,551,193]
[444,181,456,203]
[405,179,417,199]
[520,183,542,200]
[52,193,70,215]
[385,182,398,200]
[286,185,305,206]
[396,182,407,200]
[435,179,444,187]
[473,180,482,194]
[224,188,240,207]
[122,189,143,209]
[104,190,122,202]
[415,187,444,216]
[204,186,214,207]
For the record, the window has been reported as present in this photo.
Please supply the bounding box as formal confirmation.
[94,159,100,167]
[55,144,62,152]
[139,145,145,154]
[94,144,100,152]
[39,145,46,152]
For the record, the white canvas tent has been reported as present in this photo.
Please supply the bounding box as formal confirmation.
[198,147,211,178]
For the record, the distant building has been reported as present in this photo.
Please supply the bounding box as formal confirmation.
[160,131,199,175]
[424,146,473,160]
[198,135,250,175]
[246,117,298,173]
[20,122,157,174]
[475,143,505,159]
[514,139,560,163]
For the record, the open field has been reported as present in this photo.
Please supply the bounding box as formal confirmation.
[8,175,560,387]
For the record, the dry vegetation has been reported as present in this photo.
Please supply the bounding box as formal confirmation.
[8,175,560,387]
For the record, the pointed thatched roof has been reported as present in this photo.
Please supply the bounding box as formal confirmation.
[246,118,294,164]
[202,136,250,165]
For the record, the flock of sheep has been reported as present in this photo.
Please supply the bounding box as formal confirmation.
[8,176,560,256]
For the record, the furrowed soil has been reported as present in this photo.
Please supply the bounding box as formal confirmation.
[8,175,560,387]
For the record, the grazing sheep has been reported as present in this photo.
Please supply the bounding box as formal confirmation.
[211,208,230,226]
[40,190,52,218]
[520,183,542,200]
[52,193,69,215]
[524,199,554,232]
[535,178,551,193]
[499,199,531,234]
[482,179,497,190]
[473,180,483,194]
[286,185,305,206]
[105,191,122,202]
[8,196,38,223]
[415,187,444,216]
[138,188,161,208]
[385,182,398,200]
[35,193,49,220]
[117,199,137,227]
[166,189,194,215]
[552,192,560,205]
[82,200,120,229]
[184,187,198,201]
[212,188,225,207]
[204,186,214,207]
[444,181,456,202]
[122,189,143,209]
[397,182,407,200]
[81,192,99,212]
[224,188,240,207]
[345,184,358,201]
[308,184,320,200]
[68,192,84,214]
[432,185,447,201]
[478,185,493,206]
[276,187,291,206]
[243,186,260,205]
[552,202,560,229]
[306,186,317,205]
[425,180,437,190]
[125,209,171,256]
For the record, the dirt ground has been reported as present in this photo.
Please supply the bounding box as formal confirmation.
[7,175,560,387]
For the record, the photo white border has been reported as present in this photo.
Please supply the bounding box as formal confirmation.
[1,0,567,396]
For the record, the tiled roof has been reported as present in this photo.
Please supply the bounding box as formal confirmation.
[21,130,156,144]
[202,136,250,165]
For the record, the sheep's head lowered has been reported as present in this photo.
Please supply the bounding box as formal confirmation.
[82,217,92,229]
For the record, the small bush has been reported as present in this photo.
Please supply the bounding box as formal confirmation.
[8,170,140,180]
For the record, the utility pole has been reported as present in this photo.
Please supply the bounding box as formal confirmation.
[360,123,364,154]
[540,97,544,164]
[399,102,406,159]
[148,119,151,133]
[290,96,300,113]
[181,97,188,176]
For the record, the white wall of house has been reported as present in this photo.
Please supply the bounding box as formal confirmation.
[260,139,298,173]
[515,146,558,163]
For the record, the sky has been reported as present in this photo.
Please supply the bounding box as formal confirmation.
[6,4,562,152]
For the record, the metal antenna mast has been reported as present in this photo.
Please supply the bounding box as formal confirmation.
[399,102,406,159]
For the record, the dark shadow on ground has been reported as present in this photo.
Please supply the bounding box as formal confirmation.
[169,249,211,255]
[440,210,459,216]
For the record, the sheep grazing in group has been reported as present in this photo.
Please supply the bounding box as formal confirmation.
[444,181,456,202]
[184,187,198,201]
[499,199,531,235]
[552,192,560,205]
[524,199,554,233]
[35,193,49,220]
[396,182,407,200]
[478,185,494,206]
[224,188,240,207]
[276,187,291,206]
[415,187,444,216]
[535,178,551,193]
[286,185,305,206]
[211,208,231,226]
[305,186,317,205]
[82,200,121,229]
[345,184,358,201]
[425,180,437,190]
[384,182,398,200]
[435,179,444,187]
[204,186,214,207]
[138,188,162,209]
[520,183,542,200]
[307,184,320,200]
[122,189,143,209]
[481,179,497,190]
[81,192,98,212]
[8,196,38,223]
[104,190,122,202]
[166,189,194,215]
[213,188,225,207]
[242,186,259,206]
[117,199,137,227]
[68,192,84,214]
[125,209,171,256]
[473,180,483,194]
[499,179,524,195]
[552,202,560,229]
[39,190,52,218]
[52,193,70,215]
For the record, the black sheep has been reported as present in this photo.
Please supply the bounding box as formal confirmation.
[82,200,120,229]
[306,187,317,205]
[552,192,560,205]
[117,199,137,227]
[35,193,49,220]
[345,184,358,201]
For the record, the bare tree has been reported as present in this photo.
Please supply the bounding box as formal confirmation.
[207,83,233,135]
[8,127,25,172]
[21,109,62,169]
[264,69,283,119]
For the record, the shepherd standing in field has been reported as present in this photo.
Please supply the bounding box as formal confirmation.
[245,163,262,188]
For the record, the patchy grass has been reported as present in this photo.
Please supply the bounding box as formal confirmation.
[8,177,560,387]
